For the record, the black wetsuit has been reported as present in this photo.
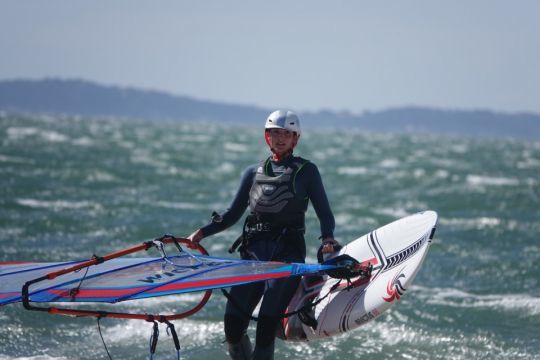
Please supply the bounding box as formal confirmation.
[200,154,335,358]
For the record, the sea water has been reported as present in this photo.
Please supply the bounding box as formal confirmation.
[0,113,539,359]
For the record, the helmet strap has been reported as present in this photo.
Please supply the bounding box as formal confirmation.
[264,131,272,147]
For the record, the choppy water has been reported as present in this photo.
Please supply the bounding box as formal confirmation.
[1,113,539,359]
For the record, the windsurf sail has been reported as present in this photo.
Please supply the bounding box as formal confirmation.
[0,236,366,359]
[2,254,338,305]
[0,237,346,313]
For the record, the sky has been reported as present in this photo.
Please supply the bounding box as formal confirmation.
[1,1,539,115]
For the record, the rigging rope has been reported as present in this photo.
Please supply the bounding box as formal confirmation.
[97,317,113,360]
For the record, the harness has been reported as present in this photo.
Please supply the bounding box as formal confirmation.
[228,213,305,256]
[229,156,310,257]
[249,157,309,214]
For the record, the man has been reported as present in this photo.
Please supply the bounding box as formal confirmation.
[188,110,338,359]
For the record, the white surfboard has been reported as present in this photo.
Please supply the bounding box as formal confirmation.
[280,210,438,341]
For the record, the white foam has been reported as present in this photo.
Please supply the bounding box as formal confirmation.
[334,213,355,226]
[108,293,208,309]
[87,170,118,183]
[379,158,400,168]
[16,198,103,211]
[415,286,540,316]
[518,158,540,168]
[6,126,39,139]
[0,154,34,164]
[40,130,68,143]
[326,311,532,359]
[118,140,135,149]
[466,175,519,187]
[6,126,69,143]
[0,227,24,237]
[312,150,329,161]
[164,167,200,178]
[223,142,249,152]
[434,169,450,178]
[373,207,411,218]
[155,201,206,210]
[336,166,368,175]
[0,356,68,360]
[72,137,94,146]
[180,134,213,143]
[286,342,317,358]
[450,143,469,154]
[413,168,426,178]
[440,217,502,230]
[216,162,236,174]
[209,243,227,252]
[130,149,167,168]
[103,319,223,347]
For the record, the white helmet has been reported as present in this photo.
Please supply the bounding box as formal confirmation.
[264,110,301,136]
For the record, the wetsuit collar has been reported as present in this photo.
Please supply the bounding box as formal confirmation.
[270,152,294,165]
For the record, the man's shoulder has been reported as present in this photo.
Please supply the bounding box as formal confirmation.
[292,157,320,175]
[242,163,262,177]
[292,156,312,166]
[241,163,255,172]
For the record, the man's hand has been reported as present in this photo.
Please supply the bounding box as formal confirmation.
[187,229,204,249]
[321,237,340,254]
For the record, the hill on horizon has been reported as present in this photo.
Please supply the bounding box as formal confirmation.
[1,78,539,139]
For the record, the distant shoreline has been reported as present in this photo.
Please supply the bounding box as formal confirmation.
[1,78,540,140]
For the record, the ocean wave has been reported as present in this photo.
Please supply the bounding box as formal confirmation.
[223,142,250,152]
[40,131,69,143]
[357,319,531,360]
[337,166,368,175]
[379,158,400,168]
[71,137,94,147]
[371,206,426,219]
[216,161,236,174]
[6,127,69,143]
[43,293,207,311]
[102,318,223,347]
[0,154,35,164]
[439,217,502,230]
[415,286,540,316]
[86,170,119,183]
[179,134,213,143]
[466,175,519,187]
[6,126,40,139]
[208,242,228,253]
[155,201,206,210]
[282,315,533,360]
[334,212,356,227]
[130,149,168,168]
[450,143,470,154]
[15,198,103,211]
[0,355,68,360]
